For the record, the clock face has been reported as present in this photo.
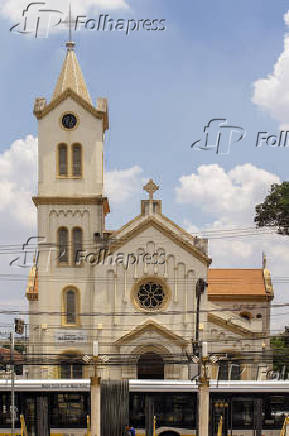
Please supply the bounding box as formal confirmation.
[62,113,78,130]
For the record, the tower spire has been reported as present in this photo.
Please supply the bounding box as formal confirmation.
[52,3,92,104]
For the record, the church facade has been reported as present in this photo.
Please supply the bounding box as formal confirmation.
[26,42,273,381]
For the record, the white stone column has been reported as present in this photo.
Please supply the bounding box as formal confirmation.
[198,381,209,436]
[91,377,101,436]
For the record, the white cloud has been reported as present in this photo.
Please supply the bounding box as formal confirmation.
[177,164,287,332]
[104,166,143,204]
[176,163,279,226]
[0,135,38,232]
[252,11,289,128]
[1,0,129,22]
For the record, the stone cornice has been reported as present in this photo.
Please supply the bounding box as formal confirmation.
[33,196,110,214]
[208,295,268,302]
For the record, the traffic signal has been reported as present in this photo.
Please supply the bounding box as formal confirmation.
[196,278,207,297]
[14,319,24,335]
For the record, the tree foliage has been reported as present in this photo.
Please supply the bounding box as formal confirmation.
[255,182,289,235]
[270,335,289,374]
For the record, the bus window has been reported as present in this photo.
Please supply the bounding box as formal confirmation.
[129,393,195,430]
[263,395,289,428]
[50,393,88,428]
[0,393,20,428]
[232,399,254,428]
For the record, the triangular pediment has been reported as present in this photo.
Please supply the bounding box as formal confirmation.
[110,214,210,265]
[114,320,188,346]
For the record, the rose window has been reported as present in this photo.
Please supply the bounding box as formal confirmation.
[137,282,165,311]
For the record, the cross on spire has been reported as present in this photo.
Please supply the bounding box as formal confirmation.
[66,3,75,50]
[143,179,159,201]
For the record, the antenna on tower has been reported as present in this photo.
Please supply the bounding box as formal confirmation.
[66,3,75,50]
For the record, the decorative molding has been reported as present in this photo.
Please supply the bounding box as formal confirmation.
[113,214,143,235]
[49,209,90,217]
[34,88,109,132]
[114,320,188,346]
[33,196,110,214]
[208,313,262,338]
[263,267,274,300]
[174,267,178,304]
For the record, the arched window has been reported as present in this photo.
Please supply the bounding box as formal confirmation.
[72,227,83,265]
[64,288,77,325]
[58,144,68,177]
[138,352,164,379]
[58,227,68,264]
[72,144,82,177]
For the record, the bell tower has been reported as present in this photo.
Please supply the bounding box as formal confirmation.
[28,38,110,377]
[33,39,110,265]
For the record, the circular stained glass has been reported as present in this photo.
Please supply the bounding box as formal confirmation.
[137,282,165,311]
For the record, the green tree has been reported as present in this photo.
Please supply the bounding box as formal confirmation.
[270,335,289,374]
[255,182,289,235]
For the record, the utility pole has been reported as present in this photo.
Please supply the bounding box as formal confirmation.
[90,341,101,436]
[193,278,209,436]
[10,318,24,435]
[10,331,15,436]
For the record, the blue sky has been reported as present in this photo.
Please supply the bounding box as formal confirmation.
[1,0,289,331]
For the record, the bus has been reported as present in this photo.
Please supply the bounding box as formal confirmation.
[0,379,288,436]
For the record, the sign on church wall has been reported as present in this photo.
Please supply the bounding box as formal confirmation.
[54,330,88,343]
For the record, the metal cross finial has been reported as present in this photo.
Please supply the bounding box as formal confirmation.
[66,3,75,50]
[144,179,159,201]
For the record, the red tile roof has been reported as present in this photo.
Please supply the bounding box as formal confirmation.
[208,269,268,300]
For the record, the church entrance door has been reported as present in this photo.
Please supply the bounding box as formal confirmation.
[138,352,164,379]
